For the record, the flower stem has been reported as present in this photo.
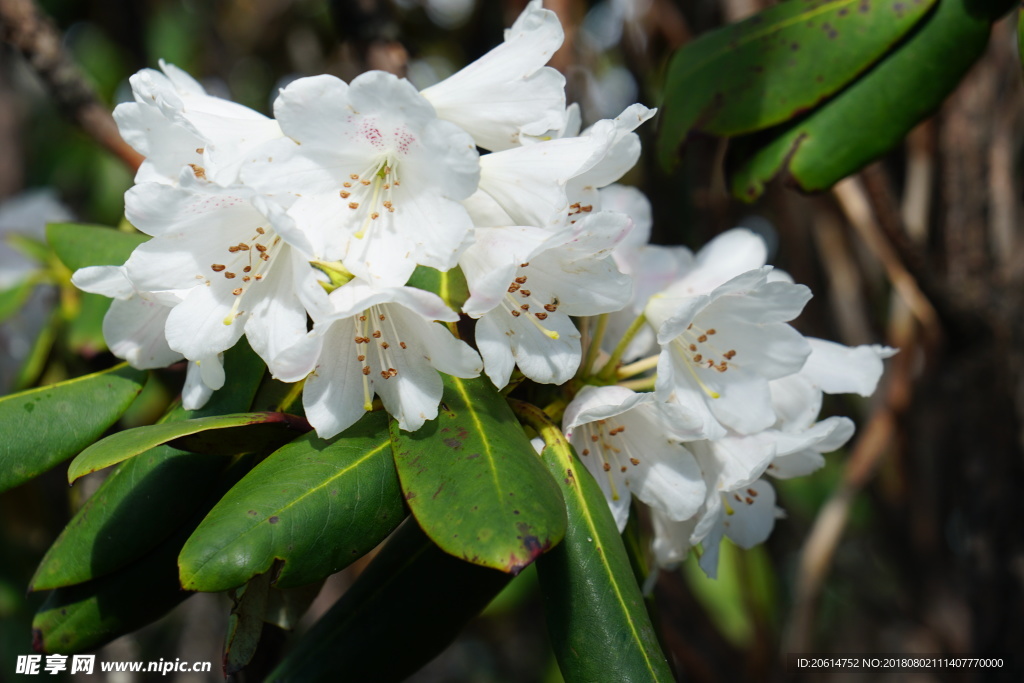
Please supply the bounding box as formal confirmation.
[617,376,656,392]
[575,313,608,382]
[507,398,564,448]
[617,353,659,379]
[597,312,647,382]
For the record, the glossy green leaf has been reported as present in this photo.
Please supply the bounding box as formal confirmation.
[390,375,566,574]
[30,445,227,591]
[30,342,267,590]
[46,222,148,271]
[267,519,512,683]
[225,572,272,676]
[67,411,310,482]
[512,400,674,682]
[179,411,405,592]
[406,265,470,311]
[0,364,146,493]
[32,456,256,654]
[657,0,937,168]
[727,0,1008,199]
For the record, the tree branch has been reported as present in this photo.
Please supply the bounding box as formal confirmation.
[0,0,143,172]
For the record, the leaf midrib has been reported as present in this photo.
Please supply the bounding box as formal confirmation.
[181,438,390,584]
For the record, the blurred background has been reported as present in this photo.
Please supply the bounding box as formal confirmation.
[2,0,1023,680]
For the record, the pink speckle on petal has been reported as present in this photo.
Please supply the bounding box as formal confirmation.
[393,127,416,155]
[361,119,384,148]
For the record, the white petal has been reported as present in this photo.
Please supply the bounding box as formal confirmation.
[420,0,566,151]
[601,184,652,246]
[802,338,896,396]
[562,384,651,433]
[460,226,551,317]
[164,283,246,359]
[721,479,777,549]
[272,74,353,147]
[244,251,310,369]
[475,314,517,388]
[477,134,613,229]
[651,512,699,569]
[301,321,367,439]
[72,266,135,300]
[102,297,182,369]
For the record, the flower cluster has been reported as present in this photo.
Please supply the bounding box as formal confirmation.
[563,220,895,577]
[74,0,892,578]
[75,1,649,436]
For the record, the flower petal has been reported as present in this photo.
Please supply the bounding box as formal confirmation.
[419,0,566,151]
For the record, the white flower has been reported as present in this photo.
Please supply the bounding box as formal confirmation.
[120,172,325,367]
[271,280,482,437]
[461,212,633,388]
[71,264,183,370]
[648,430,778,576]
[242,71,480,286]
[602,184,688,362]
[419,0,567,152]
[694,478,782,579]
[646,267,812,438]
[73,264,228,411]
[563,385,706,531]
[463,105,655,233]
[565,104,657,209]
[658,227,769,299]
[114,60,281,186]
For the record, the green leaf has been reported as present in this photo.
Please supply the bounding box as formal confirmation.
[0,364,147,493]
[30,445,227,591]
[67,411,310,482]
[512,400,674,682]
[179,411,405,592]
[267,519,512,683]
[32,456,256,654]
[225,571,272,676]
[390,375,566,574]
[657,0,937,168]
[46,222,148,271]
[726,0,1005,199]
[406,265,470,311]
[30,342,267,590]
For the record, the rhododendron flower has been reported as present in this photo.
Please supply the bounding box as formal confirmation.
[646,267,813,438]
[242,71,479,287]
[419,0,567,152]
[461,212,633,387]
[121,172,324,367]
[115,60,281,186]
[563,385,706,531]
[271,280,482,437]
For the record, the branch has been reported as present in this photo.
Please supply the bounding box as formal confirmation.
[0,0,143,172]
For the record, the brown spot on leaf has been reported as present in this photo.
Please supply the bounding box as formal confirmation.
[268,516,279,524]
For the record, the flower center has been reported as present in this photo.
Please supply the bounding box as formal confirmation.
[203,225,283,326]
[502,263,560,340]
[576,418,642,501]
[341,158,401,241]
[670,322,737,399]
[351,304,409,410]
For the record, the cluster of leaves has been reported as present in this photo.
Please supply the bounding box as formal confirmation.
[658,0,1017,199]
[3,224,675,680]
